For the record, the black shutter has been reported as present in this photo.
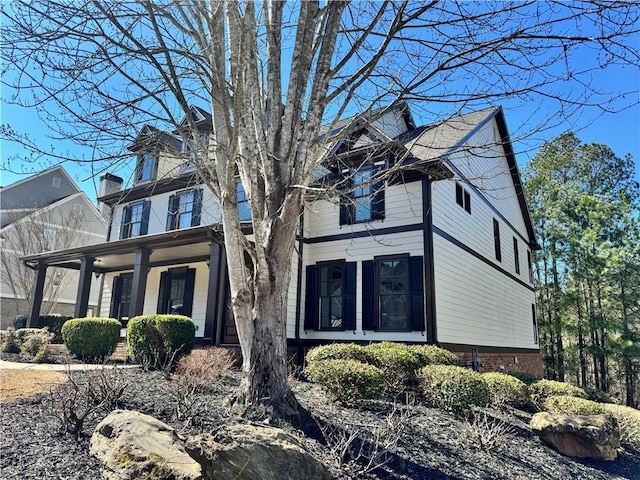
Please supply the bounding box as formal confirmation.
[343,262,356,331]
[362,260,375,330]
[182,268,196,317]
[409,256,425,331]
[191,189,203,227]
[109,276,121,318]
[140,201,150,235]
[304,265,318,330]
[157,271,169,314]
[166,195,176,231]
[372,168,385,220]
[120,207,130,239]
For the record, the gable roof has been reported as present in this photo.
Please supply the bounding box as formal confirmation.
[128,124,183,152]
[1,165,80,199]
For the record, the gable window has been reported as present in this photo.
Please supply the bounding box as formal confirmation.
[513,237,520,274]
[340,165,384,225]
[527,250,533,283]
[493,218,501,262]
[455,182,471,214]
[135,153,157,183]
[236,179,252,221]
[167,189,203,230]
[362,255,425,332]
[304,261,356,331]
[120,201,150,239]
[181,131,209,172]
[43,229,56,251]
[157,267,196,317]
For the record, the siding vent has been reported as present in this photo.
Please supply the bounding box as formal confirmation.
[52,176,61,188]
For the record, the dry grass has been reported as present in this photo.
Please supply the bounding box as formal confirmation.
[0,369,67,404]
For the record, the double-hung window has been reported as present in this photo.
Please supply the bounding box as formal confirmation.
[340,165,384,225]
[362,255,425,332]
[236,179,252,221]
[167,189,203,230]
[135,153,157,183]
[493,218,502,262]
[120,201,150,239]
[304,261,356,331]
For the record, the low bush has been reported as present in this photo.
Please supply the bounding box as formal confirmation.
[409,344,460,367]
[62,317,121,360]
[1,327,21,354]
[127,314,196,368]
[13,314,27,329]
[507,371,541,386]
[306,343,369,365]
[543,395,609,416]
[20,328,54,363]
[417,365,490,412]
[584,387,619,405]
[364,342,420,395]
[529,379,586,410]
[306,359,385,403]
[12,314,73,343]
[482,372,530,408]
[605,404,640,447]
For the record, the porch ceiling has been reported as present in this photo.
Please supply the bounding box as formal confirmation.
[21,225,223,273]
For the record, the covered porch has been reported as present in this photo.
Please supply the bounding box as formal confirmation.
[21,225,237,345]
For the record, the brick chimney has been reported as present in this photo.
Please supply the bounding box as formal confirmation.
[97,173,123,220]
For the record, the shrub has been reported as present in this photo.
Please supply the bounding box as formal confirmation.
[1,327,21,354]
[364,342,420,395]
[20,328,54,363]
[529,379,586,410]
[544,395,609,416]
[507,371,541,386]
[306,343,368,364]
[127,314,196,368]
[584,387,619,404]
[306,359,385,403]
[13,314,27,329]
[482,372,530,408]
[38,315,73,344]
[409,344,460,367]
[417,365,490,412]
[62,317,121,360]
[605,404,640,447]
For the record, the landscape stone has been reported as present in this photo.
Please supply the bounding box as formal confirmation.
[90,409,203,480]
[530,412,620,461]
[184,423,332,480]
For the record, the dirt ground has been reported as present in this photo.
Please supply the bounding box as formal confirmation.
[0,369,67,404]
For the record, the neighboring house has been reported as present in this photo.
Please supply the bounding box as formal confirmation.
[22,104,542,375]
[0,166,108,328]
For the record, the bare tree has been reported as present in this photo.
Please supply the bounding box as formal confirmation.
[1,1,638,416]
[0,202,88,318]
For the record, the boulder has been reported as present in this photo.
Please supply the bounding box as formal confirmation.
[530,412,620,461]
[184,424,331,480]
[90,410,202,480]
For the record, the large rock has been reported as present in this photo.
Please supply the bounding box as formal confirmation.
[184,424,331,480]
[90,410,202,480]
[530,412,620,461]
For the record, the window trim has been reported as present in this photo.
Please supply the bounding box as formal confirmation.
[135,153,158,183]
[166,188,203,231]
[340,164,385,225]
[120,200,150,239]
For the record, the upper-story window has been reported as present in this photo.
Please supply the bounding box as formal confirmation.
[340,165,385,225]
[456,182,471,214]
[513,237,520,274]
[527,250,534,283]
[493,218,501,262]
[166,189,203,230]
[135,153,157,183]
[121,201,150,239]
[236,179,252,221]
[181,131,210,172]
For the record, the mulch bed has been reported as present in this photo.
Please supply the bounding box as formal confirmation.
[1,365,639,479]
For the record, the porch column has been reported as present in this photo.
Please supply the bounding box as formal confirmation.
[204,241,222,343]
[128,248,150,319]
[27,261,47,328]
[74,256,94,318]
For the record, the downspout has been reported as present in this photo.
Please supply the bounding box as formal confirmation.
[422,176,438,345]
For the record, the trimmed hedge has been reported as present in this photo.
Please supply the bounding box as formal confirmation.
[507,371,541,386]
[544,395,608,416]
[409,344,460,367]
[529,379,586,410]
[13,314,72,343]
[584,387,619,405]
[605,404,640,447]
[127,314,195,366]
[482,372,530,408]
[306,359,385,403]
[364,342,420,395]
[417,364,490,412]
[305,343,369,364]
[62,317,121,360]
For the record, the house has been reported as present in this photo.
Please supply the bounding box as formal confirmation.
[0,166,108,328]
[22,104,542,375]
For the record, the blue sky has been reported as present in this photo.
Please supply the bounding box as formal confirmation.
[1,4,639,202]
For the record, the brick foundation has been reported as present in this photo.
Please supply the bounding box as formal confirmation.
[452,349,544,378]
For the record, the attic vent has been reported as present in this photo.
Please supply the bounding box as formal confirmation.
[52,176,61,188]
[74,203,83,215]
